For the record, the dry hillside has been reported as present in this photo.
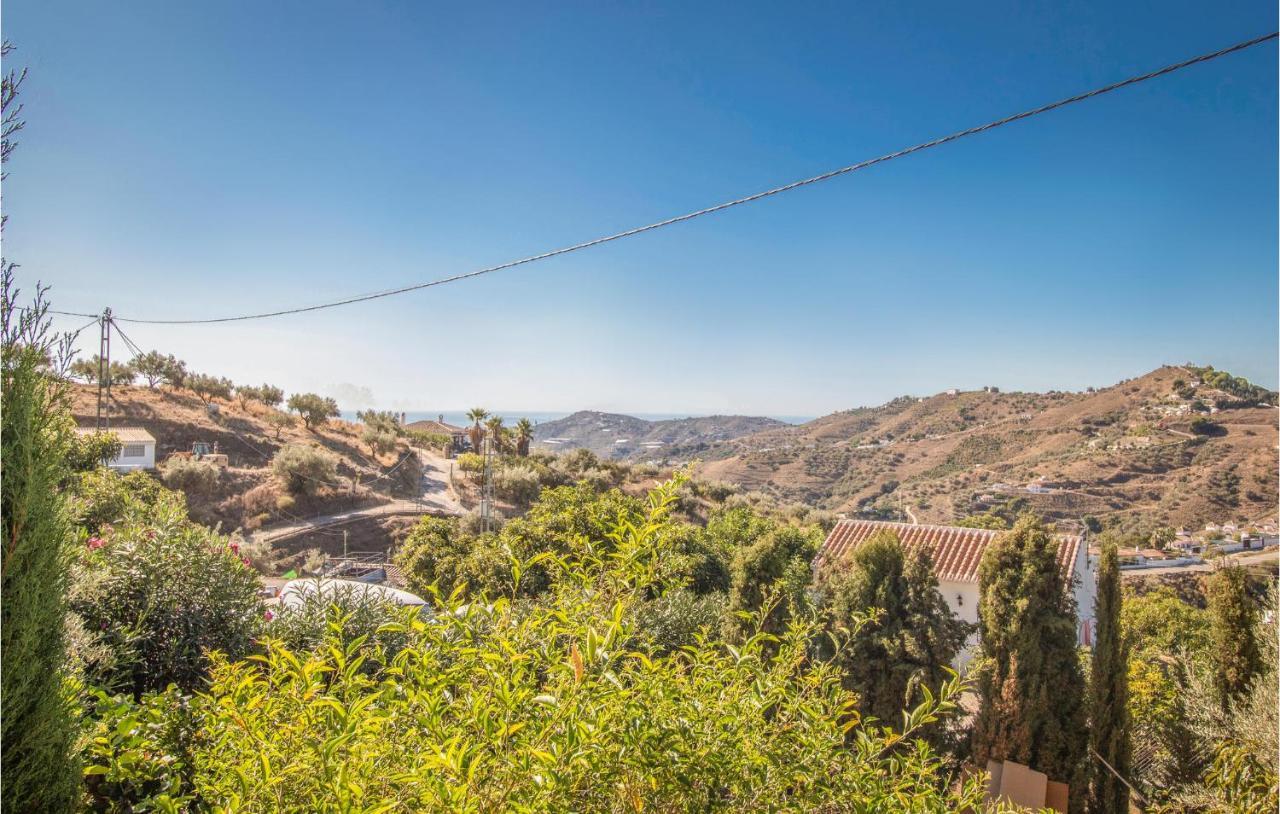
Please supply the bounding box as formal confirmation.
[71,384,425,533]
[533,410,786,460]
[699,365,1278,532]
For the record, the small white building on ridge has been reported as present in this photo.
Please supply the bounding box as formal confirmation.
[76,426,156,471]
[814,519,1096,667]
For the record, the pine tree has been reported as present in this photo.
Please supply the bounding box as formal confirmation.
[971,515,1088,811]
[820,530,971,731]
[1087,542,1129,814]
[1206,565,1261,711]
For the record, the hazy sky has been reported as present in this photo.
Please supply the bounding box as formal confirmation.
[6,1,1277,417]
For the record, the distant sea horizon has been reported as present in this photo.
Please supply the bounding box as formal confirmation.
[340,410,815,426]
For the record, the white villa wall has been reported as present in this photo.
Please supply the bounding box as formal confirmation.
[110,442,155,471]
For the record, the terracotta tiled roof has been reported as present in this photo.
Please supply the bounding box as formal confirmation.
[816,520,1082,586]
[405,419,466,435]
[75,426,155,444]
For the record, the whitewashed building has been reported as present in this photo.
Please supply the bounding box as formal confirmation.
[77,427,156,471]
[815,520,1096,668]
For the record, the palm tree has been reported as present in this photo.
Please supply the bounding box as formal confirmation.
[466,407,488,451]
[514,418,534,457]
[484,415,506,454]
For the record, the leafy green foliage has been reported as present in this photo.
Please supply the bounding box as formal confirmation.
[67,429,124,472]
[129,351,185,389]
[286,392,339,430]
[182,477,989,812]
[79,686,194,811]
[1206,566,1261,710]
[724,516,820,641]
[1088,543,1129,814]
[971,516,1088,807]
[1,272,80,812]
[69,467,166,535]
[816,530,971,740]
[69,355,135,386]
[263,410,296,439]
[68,494,262,694]
[270,443,338,496]
[185,373,233,405]
[237,383,284,409]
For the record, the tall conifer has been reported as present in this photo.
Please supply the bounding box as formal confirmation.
[1087,542,1129,814]
[971,515,1088,811]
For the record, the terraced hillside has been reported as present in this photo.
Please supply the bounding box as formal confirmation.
[533,410,786,460]
[699,365,1277,532]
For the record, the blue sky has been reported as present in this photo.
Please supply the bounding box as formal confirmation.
[5,1,1276,417]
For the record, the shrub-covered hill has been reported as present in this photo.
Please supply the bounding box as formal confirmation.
[69,383,425,532]
[532,410,786,461]
[699,364,1278,532]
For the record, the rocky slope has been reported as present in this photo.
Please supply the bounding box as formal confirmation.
[698,365,1277,532]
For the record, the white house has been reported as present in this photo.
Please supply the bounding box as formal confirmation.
[815,520,1096,668]
[77,427,156,471]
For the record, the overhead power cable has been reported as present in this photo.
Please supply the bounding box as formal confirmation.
[59,31,1280,325]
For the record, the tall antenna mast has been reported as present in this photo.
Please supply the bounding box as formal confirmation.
[96,308,112,430]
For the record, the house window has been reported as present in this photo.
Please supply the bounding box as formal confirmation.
[121,444,146,458]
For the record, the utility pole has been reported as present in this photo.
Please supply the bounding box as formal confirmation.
[343,529,349,560]
[480,434,495,533]
[95,308,112,431]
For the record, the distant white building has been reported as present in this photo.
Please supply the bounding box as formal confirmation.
[76,427,156,471]
[815,520,1096,668]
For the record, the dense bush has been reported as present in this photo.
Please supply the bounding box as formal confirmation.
[175,477,987,811]
[69,468,166,535]
[266,585,414,673]
[494,461,541,504]
[159,456,220,494]
[68,494,263,694]
[79,686,195,811]
[67,429,123,472]
[2,274,81,812]
[270,443,338,496]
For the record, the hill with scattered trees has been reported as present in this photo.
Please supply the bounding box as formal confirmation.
[532,410,786,460]
[699,365,1277,534]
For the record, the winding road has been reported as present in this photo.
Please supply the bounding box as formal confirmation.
[249,449,464,545]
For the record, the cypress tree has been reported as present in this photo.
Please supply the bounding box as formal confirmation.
[1205,565,1261,710]
[1,45,79,812]
[821,530,971,730]
[1087,542,1129,814]
[1,271,80,812]
[971,515,1088,811]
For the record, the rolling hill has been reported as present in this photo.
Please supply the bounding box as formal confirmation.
[533,411,787,460]
[698,365,1278,532]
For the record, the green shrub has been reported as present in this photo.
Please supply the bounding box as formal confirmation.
[270,443,338,496]
[67,429,123,472]
[182,476,986,811]
[79,686,194,811]
[629,588,726,654]
[266,586,414,673]
[286,392,339,430]
[1,273,80,812]
[69,468,167,535]
[159,456,220,494]
[495,462,541,504]
[68,497,263,694]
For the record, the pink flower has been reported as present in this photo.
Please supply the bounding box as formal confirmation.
[228,542,240,554]
[263,610,275,622]
[240,556,251,566]
[86,537,105,551]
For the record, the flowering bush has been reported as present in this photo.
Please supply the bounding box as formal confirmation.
[68,496,263,695]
